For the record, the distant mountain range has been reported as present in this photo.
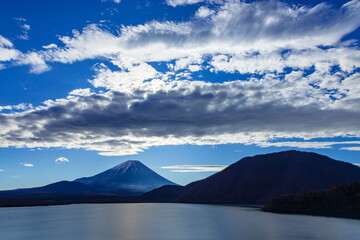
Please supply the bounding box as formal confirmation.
[0,160,177,202]
[143,150,360,204]
[1,150,360,210]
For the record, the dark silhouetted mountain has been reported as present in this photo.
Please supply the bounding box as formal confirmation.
[263,182,360,219]
[148,150,360,204]
[27,181,95,194]
[0,180,139,207]
[142,185,184,202]
[75,160,177,195]
[0,181,97,199]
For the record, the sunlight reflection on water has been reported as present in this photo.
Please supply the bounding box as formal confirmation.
[0,203,359,240]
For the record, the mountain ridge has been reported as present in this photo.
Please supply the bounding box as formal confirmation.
[144,150,360,204]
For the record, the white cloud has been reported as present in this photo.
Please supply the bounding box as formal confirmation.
[0,169,4,172]
[42,24,120,64]
[69,88,92,97]
[90,59,160,92]
[42,43,58,49]
[4,0,360,76]
[16,52,50,74]
[14,17,31,40]
[22,24,30,31]
[171,56,203,71]
[14,17,26,22]
[340,147,360,151]
[0,35,20,62]
[257,141,360,149]
[18,24,31,40]
[195,6,215,18]
[166,0,205,7]
[55,157,70,163]
[102,0,121,3]
[0,35,13,48]
[0,35,50,73]
[188,64,202,72]
[210,52,287,74]
[0,103,34,112]
[162,165,228,172]
[20,163,34,167]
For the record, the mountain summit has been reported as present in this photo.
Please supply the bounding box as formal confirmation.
[75,160,177,195]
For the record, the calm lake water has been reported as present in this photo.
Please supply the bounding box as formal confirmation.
[0,203,359,240]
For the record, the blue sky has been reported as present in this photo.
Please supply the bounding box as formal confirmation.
[0,0,360,190]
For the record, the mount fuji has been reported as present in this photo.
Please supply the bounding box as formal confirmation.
[74,160,177,195]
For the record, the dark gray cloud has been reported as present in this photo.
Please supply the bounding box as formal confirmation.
[1,78,360,155]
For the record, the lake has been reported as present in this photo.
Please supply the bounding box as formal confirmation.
[0,203,359,240]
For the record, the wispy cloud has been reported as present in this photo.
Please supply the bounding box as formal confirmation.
[14,17,31,40]
[257,141,360,149]
[16,52,50,74]
[55,157,70,163]
[0,34,49,73]
[166,0,205,7]
[0,35,21,62]
[42,43,57,49]
[101,0,121,3]
[6,0,360,74]
[162,165,228,172]
[340,147,360,151]
[0,103,34,112]
[20,163,34,167]
[0,169,4,172]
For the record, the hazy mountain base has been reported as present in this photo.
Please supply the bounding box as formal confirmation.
[0,194,141,208]
[263,182,360,219]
